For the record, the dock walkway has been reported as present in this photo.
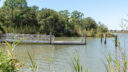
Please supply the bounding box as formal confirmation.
[0,33,86,45]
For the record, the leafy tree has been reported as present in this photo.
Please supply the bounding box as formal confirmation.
[1,0,28,33]
[71,10,84,20]
[3,0,27,26]
[0,0,108,36]
[97,22,108,33]
[58,10,71,36]
[0,8,6,33]
[82,17,97,31]
[37,8,61,35]
[59,10,70,17]
[3,0,27,8]
[17,6,39,34]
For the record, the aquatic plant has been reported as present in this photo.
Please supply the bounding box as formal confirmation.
[70,52,88,72]
[27,50,38,72]
[103,39,128,72]
[0,41,23,72]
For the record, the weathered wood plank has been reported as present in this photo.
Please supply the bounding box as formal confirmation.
[0,39,86,45]
[0,33,86,45]
[52,41,86,45]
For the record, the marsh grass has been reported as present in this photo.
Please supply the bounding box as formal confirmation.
[103,39,128,72]
[26,49,88,72]
[27,50,38,72]
[0,41,23,72]
[70,51,88,72]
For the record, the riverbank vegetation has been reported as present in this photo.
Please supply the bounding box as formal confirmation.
[70,52,89,72]
[0,41,23,72]
[103,40,128,72]
[0,0,109,37]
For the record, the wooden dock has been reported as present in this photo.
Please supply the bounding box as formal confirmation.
[0,33,86,45]
[52,41,86,45]
[0,39,86,45]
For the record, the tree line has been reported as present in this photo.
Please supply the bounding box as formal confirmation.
[0,0,108,36]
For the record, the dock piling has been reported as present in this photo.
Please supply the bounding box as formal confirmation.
[115,35,118,47]
[104,34,107,45]
[101,34,103,43]
[85,34,86,44]
[50,32,52,44]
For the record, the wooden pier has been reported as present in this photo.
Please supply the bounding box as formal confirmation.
[52,41,86,45]
[0,33,86,45]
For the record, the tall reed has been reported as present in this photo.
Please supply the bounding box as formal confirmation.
[27,50,38,72]
[103,39,127,72]
[70,51,88,72]
[0,41,23,72]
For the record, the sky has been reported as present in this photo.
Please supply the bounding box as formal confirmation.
[0,0,128,30]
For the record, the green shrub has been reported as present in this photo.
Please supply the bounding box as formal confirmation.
[0,41,23,72]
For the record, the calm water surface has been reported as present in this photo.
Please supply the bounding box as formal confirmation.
[13,33,128,72]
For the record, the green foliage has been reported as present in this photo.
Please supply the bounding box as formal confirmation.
[0,41,23,72]
[103,40,128,72]
[82,17,97,31]
[71,10,84,20]
[37,8,60,35]
[27,50,38,72]
[97,22,108,33]
[3,0,27,8]
[0,0,108,36]
[70,52,88,72]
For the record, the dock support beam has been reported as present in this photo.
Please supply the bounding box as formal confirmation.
[115,35,118,47]
[104,34,107,45]
[85,34,86,44]
[50,32,52,44]
[101,34,103,43]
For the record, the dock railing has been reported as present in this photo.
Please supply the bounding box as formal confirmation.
[0,33,86,45]
[0,33,55,42]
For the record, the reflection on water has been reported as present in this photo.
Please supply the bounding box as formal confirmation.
[13,33,128,72]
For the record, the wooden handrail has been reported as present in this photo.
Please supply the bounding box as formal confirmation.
[0,33,55,41]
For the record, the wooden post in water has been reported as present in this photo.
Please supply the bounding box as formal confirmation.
[104,34,107,45]
[85,34,86,44]
[50,32,52,44]
[0,34,1,43]
[115,35,118,47]
[101,34,103,43]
